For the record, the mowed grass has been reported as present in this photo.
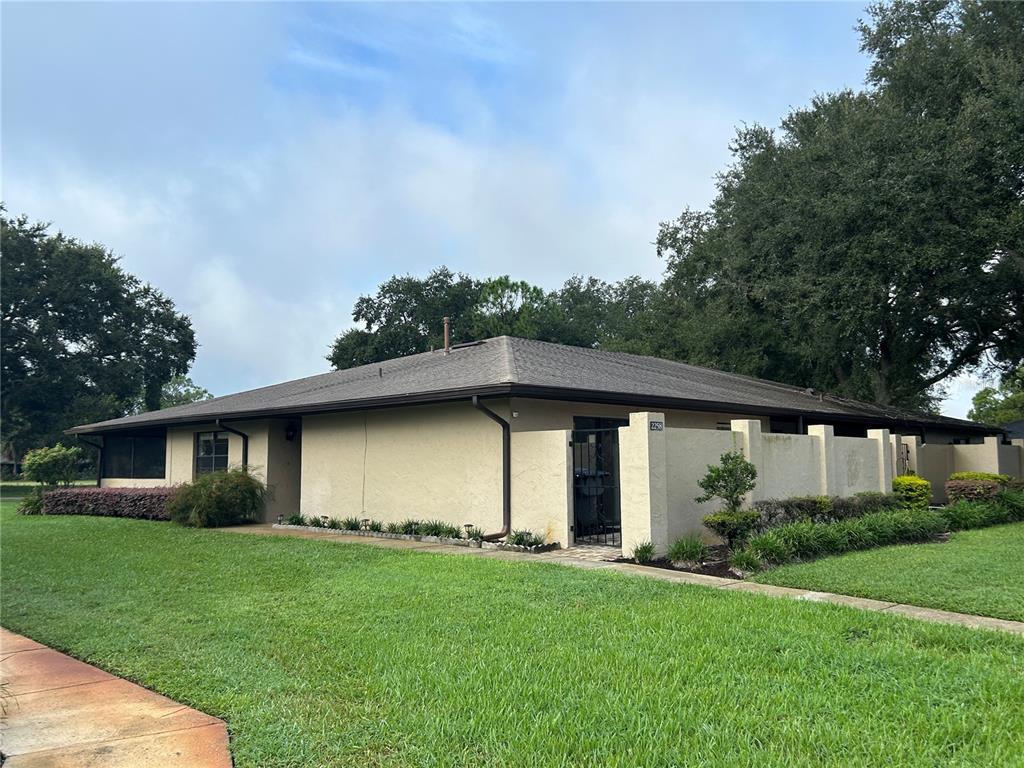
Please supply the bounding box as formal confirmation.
[753,523,1024,622]
[2,504,1023,767]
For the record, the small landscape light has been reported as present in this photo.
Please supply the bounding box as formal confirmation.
[361,517,370,530]
[321,515,329,526]
[276,514,283,525]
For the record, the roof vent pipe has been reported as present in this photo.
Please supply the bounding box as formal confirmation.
[443,316,451,355]
[472,395,510,542]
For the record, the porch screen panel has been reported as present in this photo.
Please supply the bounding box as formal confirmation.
[101,435,166,479]
[102,437,134,478]
[131,436,166,478]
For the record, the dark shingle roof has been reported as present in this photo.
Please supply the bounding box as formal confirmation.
[70,336,992,434]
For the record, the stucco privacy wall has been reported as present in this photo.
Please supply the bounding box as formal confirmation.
[901,436,1024,501]
[300,403,505,529]
[621,414,894,555]
[510,429,573,545]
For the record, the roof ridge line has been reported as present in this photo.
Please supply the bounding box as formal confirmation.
[502,336,520,383]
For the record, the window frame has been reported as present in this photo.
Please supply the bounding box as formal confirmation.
[100,433,167,480]
[194,431,230,477]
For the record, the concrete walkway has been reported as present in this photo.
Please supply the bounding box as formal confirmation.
[224,524,1024,636]
[0,628,232,767]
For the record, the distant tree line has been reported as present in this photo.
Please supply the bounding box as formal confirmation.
[329,0,1024,415]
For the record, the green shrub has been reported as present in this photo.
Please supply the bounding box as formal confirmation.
[939,499,1007,531]
[728,548,763,574]
[744,508,945,566]
[308,515,324,527]
[398,519,422,535]
[631,540,655,564]
[893,475,931,511]
[948,471,1010,484]
[368,520,384,532]
[286,513,305,525]
[507,529,545,547]
[420,520,463,538]
[945,479,1000,503]
[695,450,757,514]
[746,529,793,565]
[16,488,45,515]
[22,444,83,487]
[465,526,485,541]
[166,469,266,527]
[997,488,1024,521]
[847,491,903,516]
[384,521,403,534]
[667,535,707,566]
[341,516,362,530]
[702,510,760,549]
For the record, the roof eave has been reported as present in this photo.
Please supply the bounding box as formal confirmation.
[67,383,997,436]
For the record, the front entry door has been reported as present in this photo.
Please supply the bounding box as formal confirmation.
[571,417,627,546]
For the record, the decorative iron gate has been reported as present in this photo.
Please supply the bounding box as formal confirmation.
[571,418,627,546]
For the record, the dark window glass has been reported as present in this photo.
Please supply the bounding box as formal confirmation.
[131,437,166,478]
[196,432,229,475]
[101,435,166,479]
[103,437,134,478]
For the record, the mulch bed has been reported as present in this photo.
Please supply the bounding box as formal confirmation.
[614,544,741,579]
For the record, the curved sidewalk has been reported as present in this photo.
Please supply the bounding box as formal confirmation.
[0,627,232,767]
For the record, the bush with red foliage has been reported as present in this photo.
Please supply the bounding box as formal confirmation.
[945,479,1001,503]
[39,487,175,520]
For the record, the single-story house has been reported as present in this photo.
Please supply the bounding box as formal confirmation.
[69,336,1020,549]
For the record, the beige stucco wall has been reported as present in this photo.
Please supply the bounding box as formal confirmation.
[759,433,823,499]
[510,429,572,544]
[904,435,1024,502]
[830,436,881,497]
[664,426,738,545]
[300,403,504,531]
[99,478,168,489]
[623,415,895,553]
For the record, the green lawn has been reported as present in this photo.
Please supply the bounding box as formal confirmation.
[753,523,1024,622]
[3,504,1023,767]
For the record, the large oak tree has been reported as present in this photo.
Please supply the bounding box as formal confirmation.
[2,213,197,457]
[655,0,1024,410]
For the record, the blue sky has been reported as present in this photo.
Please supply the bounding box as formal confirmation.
[2,2,985,416]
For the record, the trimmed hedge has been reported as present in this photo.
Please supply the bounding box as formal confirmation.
[40,487,175,520]
[753,492,902,528]
[702,510,760,548]
[892,475,931,511]
[945,479,1000,503]
[948,471,1010,484]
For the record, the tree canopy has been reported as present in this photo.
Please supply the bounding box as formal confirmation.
[2,212,198,457]
[655,0,1024,410]
[967,366,1024,426]
[327,268,661,369]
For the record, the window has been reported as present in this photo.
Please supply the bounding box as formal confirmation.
[195,431,229,475]
[101,435,166,479]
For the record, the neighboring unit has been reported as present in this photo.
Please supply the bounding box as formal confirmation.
[69,336,1022,551]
